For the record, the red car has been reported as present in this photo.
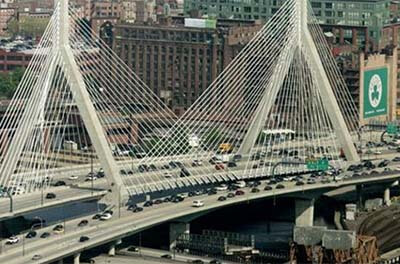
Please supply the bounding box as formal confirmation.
[235,190,245,196]
[215,163,225,170]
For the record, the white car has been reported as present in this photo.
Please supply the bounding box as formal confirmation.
[234,181,246,188]
[85,176,97,181]
[215,184,228,191]
[100,213,112,221]
[192,200,204,207]
[6,236,19,245]
[163,172,173,178]
[192,160,203,166]
[374,150,382,155]
[68,175,79,180]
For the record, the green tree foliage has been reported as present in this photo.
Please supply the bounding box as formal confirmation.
[7,17,49,38]
[0,67,25,99]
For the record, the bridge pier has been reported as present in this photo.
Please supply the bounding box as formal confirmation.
[295,198,314,227]
[169,222,190,251]
[57,259,63,264]
[108,239,122,256]
[384,187,391,206]
[73,253,80,264]
[356,185,364,209]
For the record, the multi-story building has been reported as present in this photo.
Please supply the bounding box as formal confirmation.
[184,0,392,46]
[113,17,262,115]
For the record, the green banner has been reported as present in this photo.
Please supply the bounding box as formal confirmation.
[363,67,388,119]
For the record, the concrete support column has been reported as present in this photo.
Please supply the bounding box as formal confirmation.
[384,188,391,206]
[295,198,314,227]
[57,259,63,264]
[108,238,122,256]
[169,222,190,251]
[339,28,345,44]
[73,253,80,264]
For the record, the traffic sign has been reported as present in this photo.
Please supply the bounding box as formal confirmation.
[306,157,329,171]
[387,123,398,135]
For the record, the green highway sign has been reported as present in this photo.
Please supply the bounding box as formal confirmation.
[306,158,329,171]
[363,67,388,119]
[387,123,399,135]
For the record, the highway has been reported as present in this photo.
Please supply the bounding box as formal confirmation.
[0,166,399,263]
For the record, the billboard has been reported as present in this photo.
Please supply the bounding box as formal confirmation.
[363,67,388,119]
[184,18,217,29]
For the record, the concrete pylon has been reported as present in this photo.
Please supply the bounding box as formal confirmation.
[169,222,190,251]
[295,198,315,227]
[73,253,80,264]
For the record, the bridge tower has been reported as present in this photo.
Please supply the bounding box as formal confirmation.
[238,0,360,162]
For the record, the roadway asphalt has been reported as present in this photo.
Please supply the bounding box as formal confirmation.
[0,163,399,264]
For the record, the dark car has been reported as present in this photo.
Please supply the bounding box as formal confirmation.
[251,188,260,193]
[264,185,273,191]
[54,181,66,187]
[172,196,184,203]
[163,197,172,203]
[188,191,197,197]
[209,260,222,264]
[208,189,217,195]
[127,246,140,252]
[40,232,50,238]
[235,190,245,195]
[26,231,37,239]
[53,224,64,231]
[227,162,237,168]
[180,168,191,177]
[132,206,144,213]
[161,254,172,259]
[227,192,235,198]
[138,164,149,173]
[92,214,102,220]
[192,260,204,264]
[45,193,56,199]
[218,196,227,201]
[378,160,390,168]
[78,220,88,227]
[268,180,277,185]
[295,181,304,186]
[143,201,153,207]
[153,199,163,205]
[276,184,285,189]
[228,184,238,191]
[79,236,90,242]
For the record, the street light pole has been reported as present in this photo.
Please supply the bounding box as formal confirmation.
[91,152,94,196]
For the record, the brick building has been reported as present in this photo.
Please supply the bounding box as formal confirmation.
[113,17,262,115]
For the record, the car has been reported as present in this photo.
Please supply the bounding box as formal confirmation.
[163,197,172,203]
[215,163,225,170]
[127,246,140,252]
[374,150,382,155]
[307,179,316,185]
[92,213,102,220]
[295,181,304,186]
[276,184,285,189]
[79,236,90,242]
[384,168,393,172]
[235,190,245,195]
[163,172,173,178]
[53,224,64,233]
[172,196,184,203]
[264,185,273,191]
[267,179,277,185]
[321,179,331,184]
[100,213,112,221]
[149,164,157,171]
[188,191,197,197]
[143,201,153,207]
[138,164,149,173]
[54,181,66,186]
[192,200,204,207]
[234,181,246,188]
[46,193,56,199]
[32,254,42,260]
[85,175,97,181]
[26,231,37,239]
[227,192,235,198]
[209,260,222,264]
[40,232,50,238]
[217,196,227,201]
[6,236,19,245]
[227,162,237,168]
[192,160,203,166]
[208,189,217,195]
[180,168,191,177]
[132,206,144,213]
[68,175,79,180]
[393,157,400,162]
[378,160,390,168]
[251,187,260,193]
[215,184,228,191]
[161,254,172,259]
[192,260,204,264]
[78,220,88,227]
[97,168,105,177]
[153,199,163,205]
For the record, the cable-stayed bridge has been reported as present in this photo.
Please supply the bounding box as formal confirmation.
[0,0,398,263]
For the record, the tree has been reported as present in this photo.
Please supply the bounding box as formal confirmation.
[0,67,25,99]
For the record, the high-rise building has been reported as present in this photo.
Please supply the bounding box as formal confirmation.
[184,0,392,45]
[113,17,262,115]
